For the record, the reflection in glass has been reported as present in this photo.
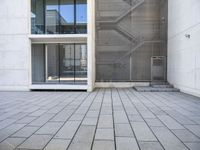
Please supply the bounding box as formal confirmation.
[32,43,87,84]
[60,44,75,83]
[60,0,75,34]
[31,0,45,34]
[46,44,59,83]
[75,44,87,83]
[46,0,59,34]
[76,0,87,33]
[32,44,45,83]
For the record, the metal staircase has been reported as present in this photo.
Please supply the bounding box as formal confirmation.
[97,0,144,42]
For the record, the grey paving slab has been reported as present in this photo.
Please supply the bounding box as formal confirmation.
[29,113,55,127]
[82,117,98,126]
[115,123,134,137]
[55,121,81,139]
[145,118,164,127]
[68,126,96,150]
[139,141,164,150]
[92,140,115,150]
[11,126,38,138]
[184,125,200,137]
[36,122,63,135]
[95,128,114,141]
[157,115,185,130]
[185,143,200,150]
[131,122,157,142]
[98,115,113,128]
[172,129,200,142]
[151,126,188,150]
[44,139,70,150]
[1,90,200,150]
[17,134,52,150]
[116,137,139,150]
[0,138,25,150]
[16,116,37,124]
[0,124,26,142]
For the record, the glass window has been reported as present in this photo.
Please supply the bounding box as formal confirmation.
[60,44,75,83]
[31,0,45,34]
[46,44,60,83]
[32,43,87,84]
[32,44,45,83]
[60,0,75,34]
[31,0,87,34]
[76,0,87,33]
[46,0,59,34]
[75,44,87,83]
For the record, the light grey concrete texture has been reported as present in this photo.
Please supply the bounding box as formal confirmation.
[168,0,200,97]
[0,89,200,150]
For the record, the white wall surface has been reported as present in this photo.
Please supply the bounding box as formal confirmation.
[0,0,30,91]
[168,0,200,97]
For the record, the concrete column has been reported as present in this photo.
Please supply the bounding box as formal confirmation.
[87,0,96,92]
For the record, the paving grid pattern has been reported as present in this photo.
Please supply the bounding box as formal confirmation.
[0,89,200,150]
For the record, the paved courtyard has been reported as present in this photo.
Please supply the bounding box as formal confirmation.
[0,88,200,150]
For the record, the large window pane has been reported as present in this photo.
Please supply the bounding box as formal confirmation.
[46,44,60,83]
[31,0,45,34]
[75,44,87,83]
[76,0,87,33]
[32,44,45,83]
[60,0,75,34]
[46,0,59,34]
[60,44,75,83]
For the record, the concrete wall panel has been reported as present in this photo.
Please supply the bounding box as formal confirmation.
[168,0,200,97]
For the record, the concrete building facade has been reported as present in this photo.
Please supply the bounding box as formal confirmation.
[0,0,200,97]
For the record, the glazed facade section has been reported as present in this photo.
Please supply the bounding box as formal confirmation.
[31,0,87,34]
[95,0,168,82]
[32,44,87,84]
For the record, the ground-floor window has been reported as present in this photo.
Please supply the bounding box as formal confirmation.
[31,43,87,84]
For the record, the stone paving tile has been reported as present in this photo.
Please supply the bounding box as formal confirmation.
[17,134,52,150]
[55,121,81,139]
[1,90,200,150]
[82,117,98,126]
[98,115,113,128]
[184,125,200,137]
[11,126,38,138]
[145,118,164,127]
[139,141,164,150]
[92,140,115,150]
[185,143,200,150]
[44,139,70,150]
[16,116,37,124]
[0,137,25,150]
[68,126,96,150]
[36,122,63,135]
[95,128,114,141]
[116,137,139,150]
[0,124,26,142]
[172,129,200,142]
[29,113,55,127]
[151,126,188,150]
[131,122,157,142]
[115,123,134,137]
[157,115,185,130]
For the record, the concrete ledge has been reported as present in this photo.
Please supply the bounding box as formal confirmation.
[95,82,150,88]
[29,84,87,90]
[0,85,29,91]
[29,34,87,43]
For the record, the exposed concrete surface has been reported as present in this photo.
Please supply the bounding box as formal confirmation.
[168,0,200,97]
